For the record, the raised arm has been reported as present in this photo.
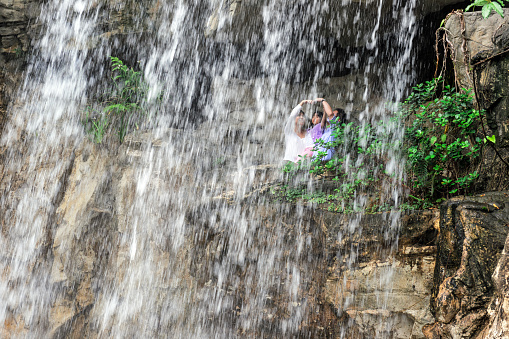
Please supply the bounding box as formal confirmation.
[315,98,332,129]
[322,100,332,119]
[314,98,332,118]
[284,100,311,135]
[320,111,328,130]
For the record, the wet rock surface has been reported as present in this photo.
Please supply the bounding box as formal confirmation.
[444,10,509,191]
[0,127,439,338]
[0,0,40,119]
[206,0,465,48]
[3,1,509,338]
[0,0,470,128]
[423,192,509,338]
[480,226,509,338]
[2,120,509,338]
[320,210,438,339]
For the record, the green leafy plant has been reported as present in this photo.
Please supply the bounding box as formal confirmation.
[270,185,306,202]
[466,0,506,18]
[485,135,496,143]
[84,109,109,143]
[403,77,484,199]
[83,56,154,143]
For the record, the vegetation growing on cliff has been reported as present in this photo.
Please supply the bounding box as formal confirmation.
[274,77,487,213]
[82,57,155,143]
[403,77,484,198]
[274,118,402,213]
[466,0,507,18]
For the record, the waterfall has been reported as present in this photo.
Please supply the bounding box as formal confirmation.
[0,0,102,335]
[0,0,418,337]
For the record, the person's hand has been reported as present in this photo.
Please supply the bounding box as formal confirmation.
[299,99,312,106]
[313,98,325,103]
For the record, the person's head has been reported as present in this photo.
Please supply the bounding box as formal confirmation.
[312,111,323,125]
[333,108,347,123]
[295,110,307,131]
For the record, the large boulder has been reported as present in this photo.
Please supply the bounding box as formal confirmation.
[423,192,509,338]
[445,10,509,148]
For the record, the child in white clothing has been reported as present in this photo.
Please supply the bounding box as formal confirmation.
[283,100,314,163]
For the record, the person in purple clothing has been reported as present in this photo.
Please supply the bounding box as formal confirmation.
[308,111,324,142]
[314,99,347,161]
[318,98,334,129]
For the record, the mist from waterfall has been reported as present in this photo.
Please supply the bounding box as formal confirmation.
[0,0,418,337]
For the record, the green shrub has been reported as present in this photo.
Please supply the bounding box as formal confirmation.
[83,56,153,143]
[403,78,483,198]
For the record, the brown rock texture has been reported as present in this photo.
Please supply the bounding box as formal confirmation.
[423,193,509,338]
[0,125,440,337]
[445,11,509,140]
[443,10,509,190]
[0,0,169,125]
[321,210,439,338]
[0,0,39,121]
[0,0,470,121]
[3,1,509,338]
[477,197,509,338]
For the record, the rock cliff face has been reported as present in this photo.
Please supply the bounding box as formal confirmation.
[445,9,509,149]
[3,1,509,339]
[0,126,441,337]
[444,11,509,192]
[5,122,507,338]
[206,0,465,47]
[0,0,39,118]
[423,193,509,338]
[417,14,509,336]
[0,0,469,118]
[5,130,509,338]
[481,227,509,338]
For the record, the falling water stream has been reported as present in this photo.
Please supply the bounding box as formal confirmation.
[0,0,421,337]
